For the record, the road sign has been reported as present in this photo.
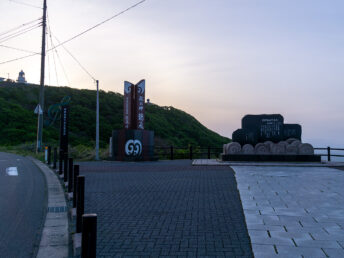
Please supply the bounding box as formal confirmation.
[34,104,43,115]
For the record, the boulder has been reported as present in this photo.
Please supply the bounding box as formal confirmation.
[298,143,314,155]
[285,144,298,155]
[290,140,302,147]
[255,143,269,155]
[271,143,286,154]
[264,141,274,152]
[226,142,241,154]
[242,144,254,154]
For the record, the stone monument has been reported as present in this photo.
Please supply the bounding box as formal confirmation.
[110,80,155,161]
[221,114,320,162]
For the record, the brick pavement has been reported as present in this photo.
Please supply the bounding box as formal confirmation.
[79,160,253,257]
[233,166,344,258]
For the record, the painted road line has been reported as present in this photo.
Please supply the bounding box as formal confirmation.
[6,167,18,176]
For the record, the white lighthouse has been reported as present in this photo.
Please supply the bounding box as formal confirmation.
[17,70,27,84]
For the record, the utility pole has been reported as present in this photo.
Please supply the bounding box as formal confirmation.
[36,0,47,153]
[95,80,100,160]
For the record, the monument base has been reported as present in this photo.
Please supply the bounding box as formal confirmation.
[221,154,321,162]
[111,129,155,161]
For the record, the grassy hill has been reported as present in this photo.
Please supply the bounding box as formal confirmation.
[0,82,230,149]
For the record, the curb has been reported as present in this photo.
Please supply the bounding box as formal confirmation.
[31,159,69,258]
[192,159,344,167]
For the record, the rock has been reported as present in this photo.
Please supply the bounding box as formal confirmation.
[242,144,254,154]
[271,143,286,154]
[298,143,314,155]
[278,141,287,147]
[264,141,274,152]
[255,143,269,155]
[286,138,299,144]
[226,142,242,154]
[223,143,228,154]
[286,144,298,155]
[290,140,302,147]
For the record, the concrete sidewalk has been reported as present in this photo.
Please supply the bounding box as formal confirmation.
[31,159,69,258]
[193,159,344,167]
[233,166,344,258]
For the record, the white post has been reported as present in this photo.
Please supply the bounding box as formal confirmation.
[95,80,100,160]
[44,146,48,163]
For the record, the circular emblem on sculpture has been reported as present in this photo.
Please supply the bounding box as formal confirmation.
[125,139,142,156]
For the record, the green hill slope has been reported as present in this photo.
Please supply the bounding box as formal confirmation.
[0,82,230,148]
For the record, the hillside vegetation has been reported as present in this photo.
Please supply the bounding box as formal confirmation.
[0,82,230,148]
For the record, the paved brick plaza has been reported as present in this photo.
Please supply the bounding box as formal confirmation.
[79,160,253,257]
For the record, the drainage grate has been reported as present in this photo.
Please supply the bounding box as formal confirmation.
[47,206,68,213]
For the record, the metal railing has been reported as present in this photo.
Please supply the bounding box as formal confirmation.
[314,147,344,162]
[155,146,344,161]
[155,146,223,160]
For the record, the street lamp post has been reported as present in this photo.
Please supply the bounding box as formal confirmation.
[95,80,99,160]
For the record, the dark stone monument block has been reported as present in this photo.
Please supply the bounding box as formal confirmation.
[233,114,302,146]
[242,114,284,143]
[283,124,302,141]
[111,129,154,161]
[232,128,257,146]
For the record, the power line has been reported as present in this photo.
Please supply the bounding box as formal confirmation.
[8,0,42,9]
[47,14,70,86]
[48,0,147,51]
[0,44,39,54]
[0,22,42,44]
[0,17,41,37]
[54,34,96,81]
[47,28,59,86]
[0,53,38,65]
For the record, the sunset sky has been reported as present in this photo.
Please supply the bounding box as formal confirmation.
[1,0,343,148]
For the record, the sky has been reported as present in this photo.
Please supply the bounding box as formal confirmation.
[0,0,343,148]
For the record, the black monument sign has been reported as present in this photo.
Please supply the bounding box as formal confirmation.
[59,105,69,155]
[233,114,301,145]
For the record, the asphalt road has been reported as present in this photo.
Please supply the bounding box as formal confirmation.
[0,152,47,257]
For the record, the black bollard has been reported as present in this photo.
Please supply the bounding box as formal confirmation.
[48,146,51,165]
[53,147,57,169]
[73,165,80,208]
[327,146,331,162]
[59,150,63,175]
[68,158,74,193]
[64,153,68,182]
[81,214,97,258]
[76,175,85,233]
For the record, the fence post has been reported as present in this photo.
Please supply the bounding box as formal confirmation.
[327,146,331,162]
[68,158,74,192]
[189,146,193,160]
[76,175,85,233]
[53,147,57,169]
[64,153,68,182]
[48,146,51,165]
[208,146,211,159]
[170,146,174,160]
[59,150,63,175]
[73,165,80,208]
[81,214,97,258]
